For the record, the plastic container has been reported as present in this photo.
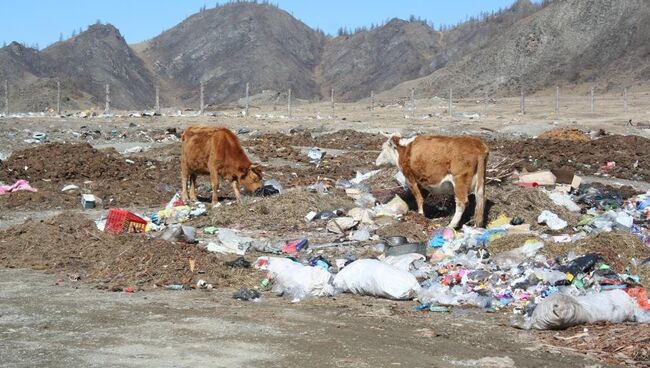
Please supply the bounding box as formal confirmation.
[385,242,427,257]
[104,208,147,234]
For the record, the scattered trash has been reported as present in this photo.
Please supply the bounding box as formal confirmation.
[307,147,325,164]
[281,239,309,253]
[374,195,409,217]
[161,224,197,243]
[233,288,260,301]
[226,256,251,268]
[333,259,420,300]
[538,210,568,230]
[206,228,253,255]
[104,208,147,234]
[196,279,213,290]
[326,217,358,234]
[520,290,650,330]
[81,194,96,209]
[61,184,79,192]
[518,170,557,186]
[0,179,38,195]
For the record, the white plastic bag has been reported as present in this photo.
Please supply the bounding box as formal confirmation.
[260,257,334,301]
[537,210,567,230]
[525,290,649,330]
[492,241,544,269]
[547,191,581,212]
[382,253,425,272]
[333,259,420,300]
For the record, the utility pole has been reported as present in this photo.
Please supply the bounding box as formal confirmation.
[370,90,374,111]
[520,88,525,115]
[555,86,559,116]
[3,80,7,116]
[287,88,292,118]
[155,86,160,114]
[484,90,488,117]
[330,88,334,116]
[245,82,249,117]
[199,82,204,114]
[56,80,61,115]
[104,83,110,114]
[590,87,594,113]
[448,88,452,117]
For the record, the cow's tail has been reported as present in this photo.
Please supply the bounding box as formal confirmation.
[473,150,488,227]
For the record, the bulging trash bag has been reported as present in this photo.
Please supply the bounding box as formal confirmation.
[258,257,334,301]
[382,253,425,272]
[333,259,420,300]
[522,290,650,330]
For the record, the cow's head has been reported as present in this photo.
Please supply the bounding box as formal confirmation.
[239,164,263,194]
[375,131,403,167]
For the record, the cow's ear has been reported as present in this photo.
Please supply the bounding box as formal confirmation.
[240,167,249,178]
[251,164,263,176]
[390,136,401,147]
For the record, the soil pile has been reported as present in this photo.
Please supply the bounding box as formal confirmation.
[0,143,178,210]
[537,128,591,141]
[0,213,261,289]
[491,135,650,181]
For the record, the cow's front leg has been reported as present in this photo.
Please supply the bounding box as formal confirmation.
[209,170,220,207]
[232,181,242,205]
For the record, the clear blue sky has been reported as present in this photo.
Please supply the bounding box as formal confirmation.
[1,0,524,49]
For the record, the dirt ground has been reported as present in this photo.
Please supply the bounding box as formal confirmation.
[0,268,610,368]
[1,105,649,367]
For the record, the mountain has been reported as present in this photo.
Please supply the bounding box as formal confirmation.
[42,24,155,109]
[0,24,154,111]
[389,0,650,98]
[141,2,326,105]
[3,0,650,111]
[318,19,443,102]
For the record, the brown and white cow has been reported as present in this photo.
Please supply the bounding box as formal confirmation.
[180,126,263,206]
[375,133,488,228]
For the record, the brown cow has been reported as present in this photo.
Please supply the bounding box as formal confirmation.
[181,126,263,206]
[375,133,488,228]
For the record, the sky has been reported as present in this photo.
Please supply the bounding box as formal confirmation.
[1,0,523,49]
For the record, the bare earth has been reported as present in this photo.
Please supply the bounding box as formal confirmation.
[1,97,649,367]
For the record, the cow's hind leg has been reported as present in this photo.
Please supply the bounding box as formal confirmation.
[448,176,469,229]
[209,170,220,207]
[406,177,425,215]
[188,173,198,202]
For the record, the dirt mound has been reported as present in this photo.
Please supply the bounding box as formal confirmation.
[0,143,178,210]
[0,213,261,289]
[536,322,650,366]
[1,143,140,182]
[538,128,590,141]
[190,190,355,232]
[491,135,650,181]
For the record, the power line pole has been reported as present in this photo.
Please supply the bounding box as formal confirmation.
[330,88,334,116]
[520,88,525,115]
[56,80,61,115]
[155,86,160,115]
[590,87,594,113]
[199,82,204,114]
[448,88,452,117]
[484,90,488,117]
[287,88,292,118]
[104,83,110,114]
[245,82,249,117]
[370,90,374,111]
[3,80,7,116]
[555,86,559,116]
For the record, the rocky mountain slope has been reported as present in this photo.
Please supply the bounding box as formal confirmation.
[388,0,650,98]
[2,0,649,111]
